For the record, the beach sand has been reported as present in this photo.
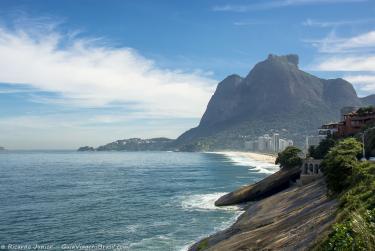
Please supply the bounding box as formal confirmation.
[218,151,277,164]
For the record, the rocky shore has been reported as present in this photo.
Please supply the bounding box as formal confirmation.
[215,166,301,206]
[189,179,337,251]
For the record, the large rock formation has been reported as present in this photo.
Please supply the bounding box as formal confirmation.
[189,179,338,251]
[176,54,372,150]
[215,166,301,206]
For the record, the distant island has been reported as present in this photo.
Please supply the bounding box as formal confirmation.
[77,146,95,152]
[0,146,5,151]
[78,54,375,152]
[78,138,174,151]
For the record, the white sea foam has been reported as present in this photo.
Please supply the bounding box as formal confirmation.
[180,192,240,211]
[179,204,243,251]
[208,151,279,174]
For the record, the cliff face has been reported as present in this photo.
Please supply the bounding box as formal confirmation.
[189,179,338,251]
[176,54,370,150]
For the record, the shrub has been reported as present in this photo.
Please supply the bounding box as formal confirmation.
[315,146,375,251]
[308,137,336,159]
[322,138,362,194]
[275,146,302,169]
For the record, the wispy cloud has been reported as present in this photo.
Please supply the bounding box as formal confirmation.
[233,20,270,26]
[344,75,375,93]
[307,30,375,53]
[302,18,374,28]
[314,55,375,71]
[0,24,217,118]
[308,29,375,95]
[213,0,366,12]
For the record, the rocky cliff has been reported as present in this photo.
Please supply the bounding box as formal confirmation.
[189,179,337,251]
[176,54,372,150]
[215,166,301,206]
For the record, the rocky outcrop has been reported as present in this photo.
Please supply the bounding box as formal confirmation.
[175,54,374,150]
[190,179,338,251]
[77,146,95,151]
[215,166,301,206]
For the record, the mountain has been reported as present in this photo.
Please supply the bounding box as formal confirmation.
[175,54,372,150]
[361,94,375,105]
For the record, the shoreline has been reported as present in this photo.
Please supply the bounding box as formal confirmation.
[210,151,277,165]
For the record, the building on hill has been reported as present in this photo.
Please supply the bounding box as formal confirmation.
[340,106,359,121]
[338,107,375,137]
[319,123,339,137]
[320,106,375,138]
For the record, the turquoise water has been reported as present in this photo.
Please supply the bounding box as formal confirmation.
[0,151,278,251]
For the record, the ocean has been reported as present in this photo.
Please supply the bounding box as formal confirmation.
[0,151,279,251]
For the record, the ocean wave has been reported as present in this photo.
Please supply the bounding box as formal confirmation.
[208,152,279,174]
[180,193,240,211]
[178,203,243,251]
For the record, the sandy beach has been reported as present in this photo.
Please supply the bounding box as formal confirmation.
[217,151,277,164]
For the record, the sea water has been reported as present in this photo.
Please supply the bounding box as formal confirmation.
[0,151,279,251]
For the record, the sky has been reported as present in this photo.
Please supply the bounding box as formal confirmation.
[0,0,374,149]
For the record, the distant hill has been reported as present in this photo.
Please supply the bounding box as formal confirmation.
[361,94,375,105]
[78,138,174,151]
[174,54,374,150]
[0,146,4,151]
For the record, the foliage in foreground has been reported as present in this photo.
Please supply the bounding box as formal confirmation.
[275,146,302,169]
[314,138,375,251]
[322,138,362,194]
[308,137,336,159]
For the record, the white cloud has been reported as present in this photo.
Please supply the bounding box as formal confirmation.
[344,74,375,93]
[0,26,217,118]
[309,30,375,72]
[0,113,199,149]
[314,55,375,71]
[302,18,373,28]
[213,0,366,12]
[308,29,375,96]
[308,30,375,53]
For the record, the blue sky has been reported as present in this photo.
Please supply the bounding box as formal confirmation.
[0,0,374,149]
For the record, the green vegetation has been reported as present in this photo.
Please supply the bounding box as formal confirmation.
[275,146,302,169]
[356,106,374,116]
[313,138,375,251]
[196,238,209,251]
[359,126,375,158]
[322,138,362,194]
[308,137,336,159]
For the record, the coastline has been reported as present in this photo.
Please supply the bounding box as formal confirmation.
[215,151,277,164]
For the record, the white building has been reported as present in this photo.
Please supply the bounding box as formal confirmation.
[272,133,280,152]
[279,138,293,152]
[258,134,272,152]
[244,140,258,151]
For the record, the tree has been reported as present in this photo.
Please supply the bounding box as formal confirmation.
[357,106,374,116]
[275,146,302,170]
[308,137,336,159]
[322,138,362,194]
